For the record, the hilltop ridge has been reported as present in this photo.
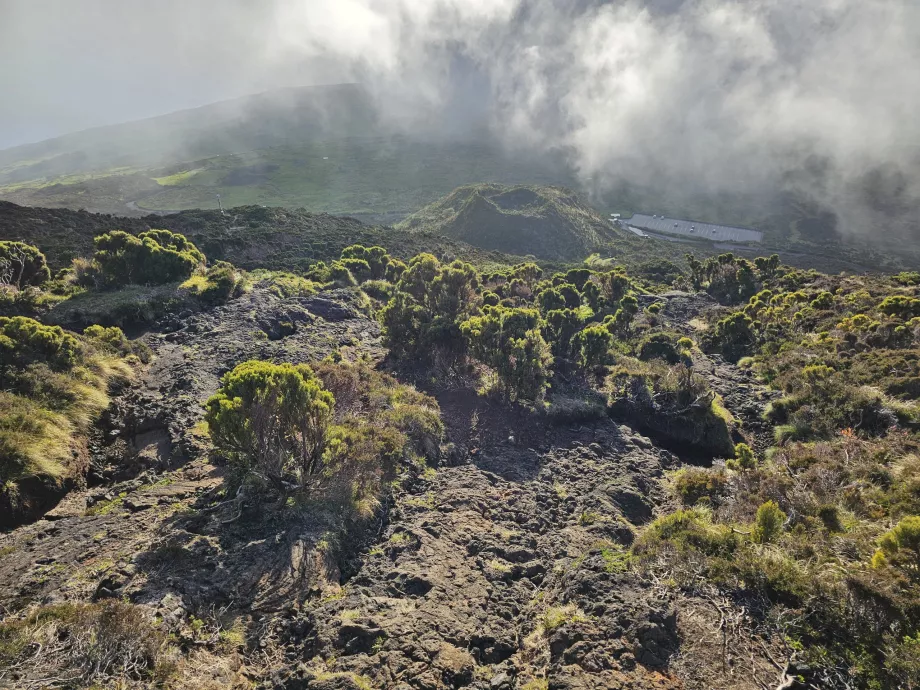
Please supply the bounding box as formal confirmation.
[398,184,622,259]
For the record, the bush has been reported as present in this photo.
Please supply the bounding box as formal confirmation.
[205,361,335,495]
[544,308,584,362]
[1,321,134,524]
[880,296,920,321]
[726,442,756,470]
[380,254,480,362]
[0,316,79,370]
[462,306,553,402]
[634,508,737,558]
[673,468,729,505]
[92,229,205,287]
[83,324,127,351]
[360,279,393,302]
[197,262,246,304]
[638,333,680,364]
[574,324,614,371]
[0,601,172,687]
[0,241,51,288]
[704,311,755,362]
[308,361,443,512]
[753,500,786,544]
[636,259,683,284]
[340,244,391,281]
[873,516,920,577]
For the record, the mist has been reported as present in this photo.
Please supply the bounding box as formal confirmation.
[2,0,918,237]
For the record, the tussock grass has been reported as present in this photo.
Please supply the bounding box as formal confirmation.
[1,321,137,519]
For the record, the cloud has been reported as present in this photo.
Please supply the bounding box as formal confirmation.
[246,0,920,233]
[1,0,918,235]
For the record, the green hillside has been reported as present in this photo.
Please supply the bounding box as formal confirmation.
[397,184,621,259]
[0,201,518,273]
[0,84,377,184]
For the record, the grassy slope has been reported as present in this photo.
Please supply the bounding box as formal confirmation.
[0,137,574,219]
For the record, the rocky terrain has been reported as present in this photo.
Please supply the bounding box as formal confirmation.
[0,282,798,689]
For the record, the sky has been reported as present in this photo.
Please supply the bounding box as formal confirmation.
[1,0,918,234]
[0,0,347,149]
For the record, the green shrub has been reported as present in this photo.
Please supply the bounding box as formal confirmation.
[726,442,756,470]
[0,241,51,288]
[673,467,729,505]
[574,324,614,371]
[205,361,335,494]
[328,261,357,287]
[1,323,134,522]
[360,279,393,302]
[598,271,630,305]
[810,291,834,310]
[196,262,246,304]
[83,324,127,351]
[544,308,584,362]
[634,508,738,558]
[636,259,683,284]
[873,516,920,577]
[704,311,755,362]
[536,287,566,313]
[340,244,390,281]
[92,229,204,287]
[638,333,680,364]
[753,500,786,544]
[880,296,920,321]
[0,316,79,370]
[462,306,553,402]
[380,254,480,362]
[339,258,372,283]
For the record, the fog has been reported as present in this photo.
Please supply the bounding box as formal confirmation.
[1,0,918,236]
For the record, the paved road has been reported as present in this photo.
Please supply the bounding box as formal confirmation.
[627,213,763,243]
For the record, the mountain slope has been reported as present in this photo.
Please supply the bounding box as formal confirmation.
[0,84,378,185]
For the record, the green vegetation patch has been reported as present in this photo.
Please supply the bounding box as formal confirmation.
[0,317,136,524]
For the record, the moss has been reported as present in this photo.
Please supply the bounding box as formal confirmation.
[600,544,632,573]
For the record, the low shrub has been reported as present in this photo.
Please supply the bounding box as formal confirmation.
[0,241,51,288]
[638,333,680,364]
[206,360,443,513]
[92,229,205,287]
[752,500,786,544]
[205,361,335,495]
[0,601,173,686]
[672,467,729,505]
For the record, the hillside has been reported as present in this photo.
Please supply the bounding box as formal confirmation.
[6,204,920,687]
[0,84,378,185]
[398,184,624,259]
[0,201,517,272]
[0,85,575,220]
